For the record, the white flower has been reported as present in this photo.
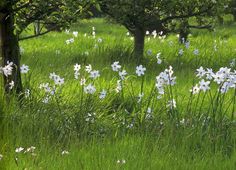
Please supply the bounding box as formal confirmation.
[25,89,30,98]
[84,84,96,94]
[65,29,70,34]
[80,77,86,85]
[190,84,200,94]
[25,146,36,153]
[15,147,24,153]
[218,67,231,76]
[54,77,64,86]
[220,82,230,93]
[156,53,162,64]
[117,159,126,164]
[180,118,185,125]
[230,59,235,67]
[213,72,224,84]
[74,64,81,72]
[49,72,59,81]
[206,68,214,80]
[146,31,150,35]
[157,58,162,64]
[155,66,176,94]
[98,38,103,43]
[193,49,199,55]
[167,99,176,109]
[85,64,92,73]
[9,81,14,90]
[119,70,127,80]
[115,80,122,93]
[85,113,96,123]
[178,49,184,56]
[20,64,30,74]
[1,61,14,77]
[65,38,74,44]
[99,89,107,99]
[90,70,100,79]
[199,79,210,92]
[42,96,50,103]
[152,30,157,38]
[0,154,3,160]
[136,65,146,76]
[185,41,190,49]
[73,31,78,37]
[147,49,152,56]
[138,93,144,103]
[74,71,80,80]
[196,66,206,78]
[61,150,69,155]
[111,61,121,72]
[147,107,152,114]
[39,83,51,93]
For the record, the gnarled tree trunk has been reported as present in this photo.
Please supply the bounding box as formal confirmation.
[134,27,145,63]
[0,9,22,94]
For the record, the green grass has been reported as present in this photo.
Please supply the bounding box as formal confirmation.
[0,18,236,169]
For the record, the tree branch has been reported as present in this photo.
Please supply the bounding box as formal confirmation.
[161,6,213,23]
[19,28,52,41]
[187,24,212,29]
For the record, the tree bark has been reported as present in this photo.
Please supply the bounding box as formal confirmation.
[134,27,145,63]
[0,9,23,94]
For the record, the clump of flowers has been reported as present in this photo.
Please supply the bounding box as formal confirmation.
[155,66,176,96]
[193,66,236,94]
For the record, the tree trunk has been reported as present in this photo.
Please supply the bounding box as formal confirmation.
[217,16,224,25]
[233,12,236,22]
[134,27,145,63]
[179,29,189,44]
[0,10,23,94]
[178,19,189,44]
[34,20,40,35]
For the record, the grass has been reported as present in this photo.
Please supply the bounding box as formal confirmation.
[0,18,236,169]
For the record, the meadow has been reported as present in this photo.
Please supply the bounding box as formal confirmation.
[0,18,236,169]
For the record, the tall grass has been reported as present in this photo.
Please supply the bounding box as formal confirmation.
[0,18,236,169]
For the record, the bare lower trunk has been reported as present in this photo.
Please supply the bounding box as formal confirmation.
[134,27,145,63]
[0,10,22,94]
